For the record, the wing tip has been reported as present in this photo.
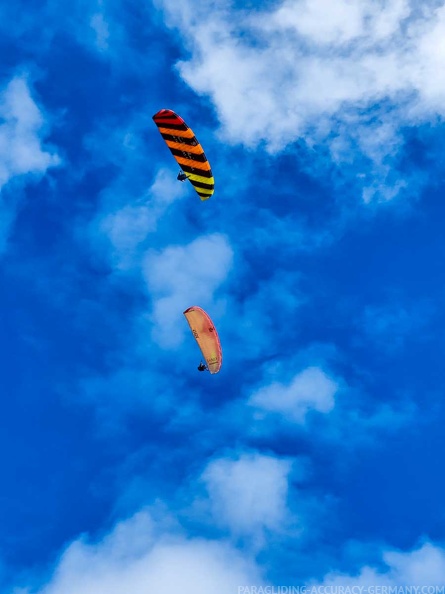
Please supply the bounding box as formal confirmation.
[152,108,183,123]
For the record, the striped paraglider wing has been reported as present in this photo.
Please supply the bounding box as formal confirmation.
[152,109,215,201]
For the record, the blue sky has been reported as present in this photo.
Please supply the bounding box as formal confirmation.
[1,0,445,591]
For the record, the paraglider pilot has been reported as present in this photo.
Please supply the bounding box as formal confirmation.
[197,362,208,372]
[177,171,188,182]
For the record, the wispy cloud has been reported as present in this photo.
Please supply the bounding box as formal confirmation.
[0,76,60,186]
[0,75,60,252]
[90,12,110,52]
[97,168,186,271]
[144,233,233,348]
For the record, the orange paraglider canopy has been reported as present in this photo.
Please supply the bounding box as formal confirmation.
[152,109,215,201]
[183,306,222,374]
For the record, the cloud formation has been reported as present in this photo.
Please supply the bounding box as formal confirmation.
[159,0,445,200]
[249,366,338,423]
[0,76,59,187]
[144,233,233,348]
[314,541,445,586]
[98,168,186,271]
[202,452,293,540]
[30,510,264,594]
[0,75,60,252]
[23,507,445,593]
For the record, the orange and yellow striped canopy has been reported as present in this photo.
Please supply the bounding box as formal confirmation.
[183,306,222,374]
[152,109,215,201]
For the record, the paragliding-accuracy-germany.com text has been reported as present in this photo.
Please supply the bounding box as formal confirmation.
[237,587,445,594]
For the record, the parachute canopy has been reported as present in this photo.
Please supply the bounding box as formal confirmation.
[152,109,215,201]
[183,306,222,374]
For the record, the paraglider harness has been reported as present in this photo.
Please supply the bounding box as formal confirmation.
[177,170,188,182]
[197,361,208,372]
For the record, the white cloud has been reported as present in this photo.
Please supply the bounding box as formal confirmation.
[144,233,233,348]
[18,508,445,593]
[315,541,445,586]
[240,352,416,446]
[202,452,293,541]
[158,0,445,200]
[27,509,264,594]
[0,76,60,186]
[249,366,338,423]
[0,75,60,252]
[384,542,445,584]
[269,0,410,46]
